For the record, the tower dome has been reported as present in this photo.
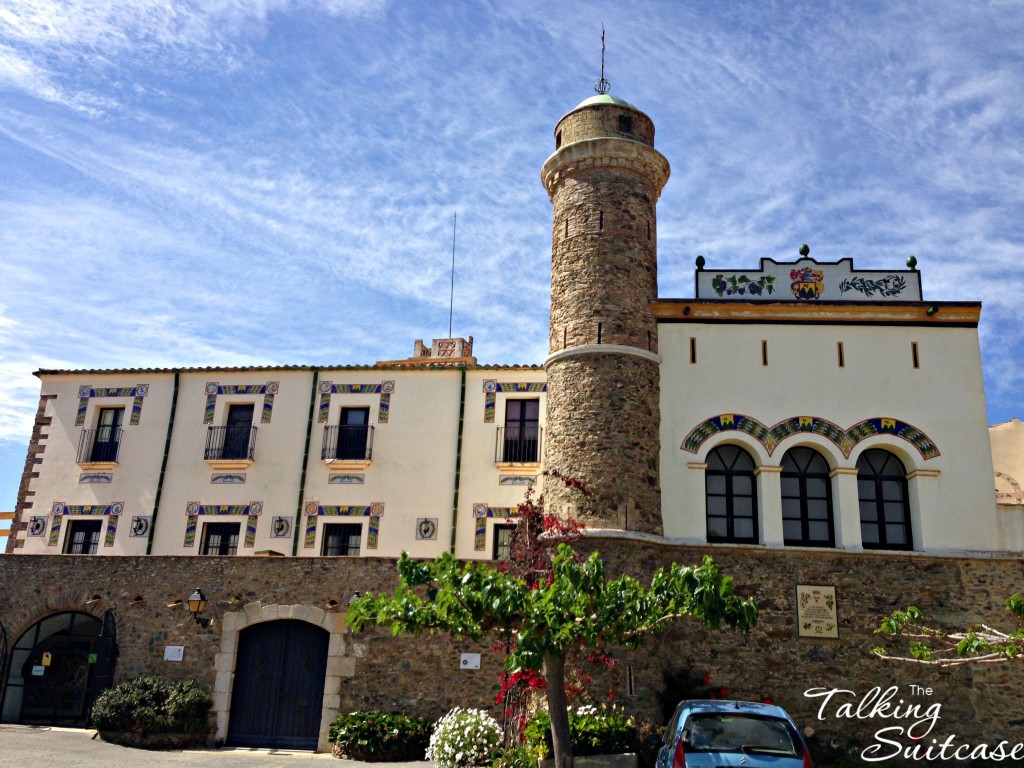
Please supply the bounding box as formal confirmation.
[540,91,670,533]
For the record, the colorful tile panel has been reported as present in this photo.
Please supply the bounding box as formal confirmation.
[302,503,383,549]
[75,384,149,426]
[681,414,940,460]
[483,382,547,421]
[316,381,392,424]
[181,501,260,547]
[47,502,124,546]
[203,382,278,424]
[472,504,517,550]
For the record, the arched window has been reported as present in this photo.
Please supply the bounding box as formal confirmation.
[781,447,835,547]
[706,445,758,544]
[857,449,912,550]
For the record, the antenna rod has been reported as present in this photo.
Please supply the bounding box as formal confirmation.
[448,212,457,338]
[595,25,610,95]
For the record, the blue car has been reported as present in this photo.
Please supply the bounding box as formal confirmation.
[656,700,813,767]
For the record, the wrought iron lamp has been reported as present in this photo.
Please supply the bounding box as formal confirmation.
[187,587,210,627]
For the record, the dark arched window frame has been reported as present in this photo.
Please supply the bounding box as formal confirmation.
[705,445,758,544]
[857,449,913,551]
[781,446,835,547]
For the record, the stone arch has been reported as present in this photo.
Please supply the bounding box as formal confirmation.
[214,602,351,752]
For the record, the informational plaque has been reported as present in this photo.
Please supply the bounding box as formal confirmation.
[796,585,839,638]
[460,653,481,670]
[164,645,185,662]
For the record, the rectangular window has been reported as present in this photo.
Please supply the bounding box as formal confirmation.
[492,523,516,560]
[337,407,371,460]
[91,407,123,462]
[322,523,362,557]
[502,399,540,462]
[201,522,240,556]
[837,341,845,368]
[689,337,697,364]
[761,340,769,366]
[911,342,920,369]
[222,403,255,460]
[64,519,102,554]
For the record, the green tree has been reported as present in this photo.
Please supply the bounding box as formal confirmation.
[347,543,757,768]
[873,595,1024,665]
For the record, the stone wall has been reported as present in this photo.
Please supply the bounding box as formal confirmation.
[2,542,1023,758]
[554,104,655,149]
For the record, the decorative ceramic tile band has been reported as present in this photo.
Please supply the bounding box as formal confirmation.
[682,414,940,460]
[211,473,246,484]
[328,474,364,484]
[75,384,149,426]
[472,503,517,550]
[79,473,113,484]
[203,382,278,424]
[182,501,262,547]
[302,502,384,549]
[317,381,394,424]
[483,381,547,422]
[47,501,124,547]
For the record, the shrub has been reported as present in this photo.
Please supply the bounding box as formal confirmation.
[525,705,639,758]
[329,710,433,761]
[91,676,211,736]
[427,707,503,768]
[491,745,535,768]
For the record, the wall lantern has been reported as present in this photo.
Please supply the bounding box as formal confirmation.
[187,587,210,628]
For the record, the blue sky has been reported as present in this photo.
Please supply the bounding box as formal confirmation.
[1,0,1022,522]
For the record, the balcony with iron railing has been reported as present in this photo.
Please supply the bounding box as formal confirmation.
[204,425,257,469]
[495,425,542,465]
[322,424,374,469]
[76,427,123,468]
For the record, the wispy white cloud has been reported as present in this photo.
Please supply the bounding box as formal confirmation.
[0,0,1021,471]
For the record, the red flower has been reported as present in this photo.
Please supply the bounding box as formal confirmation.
[761,697,773,705]
[702,675,711,685]
[720,688,729,698]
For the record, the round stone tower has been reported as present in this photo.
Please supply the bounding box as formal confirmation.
[541,93,670,533]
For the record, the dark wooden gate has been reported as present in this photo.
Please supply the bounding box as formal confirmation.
[227,620,329,749]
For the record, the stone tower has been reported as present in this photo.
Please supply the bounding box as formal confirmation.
[541,93,670,533]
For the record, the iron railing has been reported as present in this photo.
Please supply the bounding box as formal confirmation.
[322,424,374,461]
[495,425,542,463]
[77,427,123,464]
[205,425,257,461]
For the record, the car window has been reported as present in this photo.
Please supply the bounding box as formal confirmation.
[662,705,682,744]
[685,714,798,755]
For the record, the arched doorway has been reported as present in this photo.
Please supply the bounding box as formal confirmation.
[2,611,117,726]
[227,619,329,749]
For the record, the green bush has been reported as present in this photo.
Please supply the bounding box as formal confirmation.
[329,710,433,761]
[525,705,639,758]
[91,676,211,736]
[427,708,503,768]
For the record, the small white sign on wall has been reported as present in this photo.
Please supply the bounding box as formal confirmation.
[164,645,185,662]
[460,653,481,670]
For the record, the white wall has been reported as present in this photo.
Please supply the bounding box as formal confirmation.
[659,319,1012,553]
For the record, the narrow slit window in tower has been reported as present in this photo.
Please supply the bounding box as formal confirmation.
[555,130,562,150]
[599,210,604,231]
[564,218,568,238]
[911,341,920,369]
[597,322,603,344]
[690,337,697,364]
[647,220,651,241]
[761,340,769,366]
[618,115,633,135]
[837,341,845,368]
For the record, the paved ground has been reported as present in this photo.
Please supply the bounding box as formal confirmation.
[0,725,434,768]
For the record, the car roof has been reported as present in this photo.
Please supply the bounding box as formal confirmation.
[675,699,794,721]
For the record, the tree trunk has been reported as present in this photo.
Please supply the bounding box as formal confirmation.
[543,652,574,768]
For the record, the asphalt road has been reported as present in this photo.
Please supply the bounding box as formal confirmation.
[0,725,434,768]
